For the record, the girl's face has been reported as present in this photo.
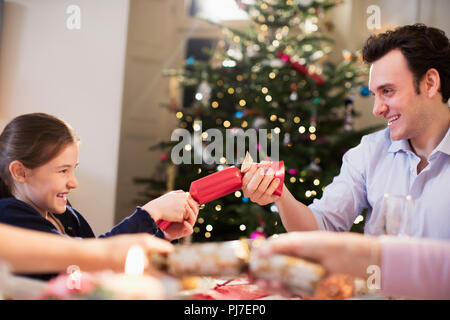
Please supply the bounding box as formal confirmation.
[21,143,79,216]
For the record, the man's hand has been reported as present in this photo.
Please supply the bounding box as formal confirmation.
[242,163,281,205]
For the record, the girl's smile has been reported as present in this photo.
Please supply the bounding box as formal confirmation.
[14,143,79,219]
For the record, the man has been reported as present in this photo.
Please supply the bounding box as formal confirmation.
[242,24,450,239]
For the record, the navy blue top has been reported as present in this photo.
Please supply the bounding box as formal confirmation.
[0,197,164,281]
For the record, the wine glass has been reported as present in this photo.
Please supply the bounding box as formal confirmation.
[379,194,417,237]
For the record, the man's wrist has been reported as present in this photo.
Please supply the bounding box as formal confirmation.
[274,183,287,205]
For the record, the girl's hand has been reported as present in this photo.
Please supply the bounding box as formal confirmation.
[163,195,199,240]
[142,190,189,223]
[88,233,174,273]
[142,190,200,240]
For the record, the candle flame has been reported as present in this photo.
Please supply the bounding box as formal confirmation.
[125,245,146,276]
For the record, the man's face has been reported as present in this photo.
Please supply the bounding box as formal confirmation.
[369,49,428,141]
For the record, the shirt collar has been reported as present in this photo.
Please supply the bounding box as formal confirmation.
[388,135,412,153]
[387,127,450,155]
[435,126,450,155]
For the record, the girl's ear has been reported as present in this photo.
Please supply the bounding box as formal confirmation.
[9,161,28,183]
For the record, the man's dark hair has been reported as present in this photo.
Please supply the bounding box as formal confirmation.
[362,23,450,103]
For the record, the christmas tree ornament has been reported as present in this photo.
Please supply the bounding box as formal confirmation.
[313,97,321,105]
[298,0,314,7]
[160,154,168,162]
[270,58,285,68]
[360,86,371,97]
[344,97,354,131]
[307,161,322,172]
[246,44,260,57]
[252,117,267,129]
[250,229,266,239]
[227,44,243,61]
[196,80,211,105]
[290,82,298,101]
[310,106,317,128]
[234,111,245,119]
[283,132,291,146]
[186,56,195,65]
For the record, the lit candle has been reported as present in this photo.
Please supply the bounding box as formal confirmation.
[99,245,166,299]
[125,245,147,276]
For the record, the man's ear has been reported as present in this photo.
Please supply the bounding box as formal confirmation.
[422,68,441,99]
[9,161,28,184]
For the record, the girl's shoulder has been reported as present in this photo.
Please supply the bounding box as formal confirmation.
[0,197,38,216]
[0,198,55,233]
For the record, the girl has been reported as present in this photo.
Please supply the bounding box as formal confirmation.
[0,113,199,279]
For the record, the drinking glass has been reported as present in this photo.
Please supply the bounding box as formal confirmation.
[379,194,417,237]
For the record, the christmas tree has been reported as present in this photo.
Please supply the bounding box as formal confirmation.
[135,0,381,242]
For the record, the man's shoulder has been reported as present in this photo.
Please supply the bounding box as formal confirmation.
[361,127,390,145]
[347,128,390,155]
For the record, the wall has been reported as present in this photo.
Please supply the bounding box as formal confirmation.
[0,0,130,235]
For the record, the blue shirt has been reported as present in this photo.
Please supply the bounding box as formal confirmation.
[309,127,450,240]
[0,197,164,280]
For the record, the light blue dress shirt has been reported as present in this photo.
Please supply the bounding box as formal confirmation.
[309,127,450,240]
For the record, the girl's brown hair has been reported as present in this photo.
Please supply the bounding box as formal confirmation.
[0,113,79,198]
